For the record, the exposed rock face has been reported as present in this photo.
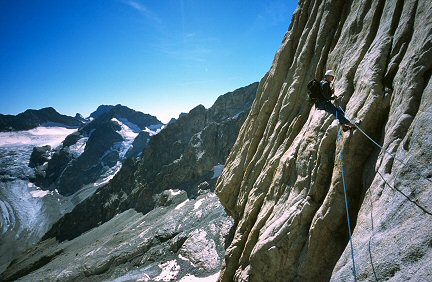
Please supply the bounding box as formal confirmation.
[0,107,83,131]
[28,145,51,168]
[74,113,88,123]
[0,193,232,282]
[43,82,258,242]
[124,131,151,159]
[32,104,162,196]
[216,1,432,281]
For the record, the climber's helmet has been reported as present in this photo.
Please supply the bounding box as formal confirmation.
[325,69,335,82]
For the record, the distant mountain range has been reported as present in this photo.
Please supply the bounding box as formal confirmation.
[1,82,259,281]
[43,82,258,241]
[31,104,163,196]
[0,107,83,131]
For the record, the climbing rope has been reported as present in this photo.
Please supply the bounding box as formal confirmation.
[367,186,379,282]
[337,107,409,165]
[338,107,432,184]
[376,170,432,216]
[337,106,432,216]
[336,111,358,282]
[334,105,432,281]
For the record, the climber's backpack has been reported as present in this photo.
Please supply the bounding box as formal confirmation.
[307,79,323,102]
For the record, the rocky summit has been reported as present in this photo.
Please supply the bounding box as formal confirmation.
[216,0,431,281]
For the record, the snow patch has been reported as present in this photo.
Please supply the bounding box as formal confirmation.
[178,254,196,266]
[175,199,189,210]
[68,137,88,157]
[172,155,183,164]
[30,190,50,198]
[196,150,205,160]
[231,111,243,119]
[136,274,151,281]
[143,124,165,136]
[154,260,180,281]
[111,118,139,139]
[179,272,220,282]
[168,189,182,196]
[212,164,224,179]
[28,127,77,136]
[194,198,204,210]
[111,118,140,159]
[116,117,141,133]
[94,161,122,187]
[0,127,76,147]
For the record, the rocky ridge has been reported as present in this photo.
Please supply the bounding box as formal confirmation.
[0,107,83,131]
[216,0,432,281]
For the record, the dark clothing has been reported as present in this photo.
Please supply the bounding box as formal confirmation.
[315,78,350,125]
[320,80,335,100]
[315,100,350,125]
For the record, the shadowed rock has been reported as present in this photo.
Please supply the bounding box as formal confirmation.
[0,107,82,131]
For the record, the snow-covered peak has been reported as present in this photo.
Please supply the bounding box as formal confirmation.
[116,117,141,133]
[212,164,224,179]
[111,118,140,140]
[144,124,165,136]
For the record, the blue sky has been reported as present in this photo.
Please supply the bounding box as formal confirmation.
[0,1,297,123]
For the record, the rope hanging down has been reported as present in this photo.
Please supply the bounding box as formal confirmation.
[336,111,358,282]
[337,106,432,216]
[334,106,431,282]
[337,106,432,184]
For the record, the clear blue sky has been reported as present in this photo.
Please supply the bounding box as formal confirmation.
[0,0,297,123]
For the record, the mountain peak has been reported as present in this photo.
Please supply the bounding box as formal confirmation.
[0,107,83,131]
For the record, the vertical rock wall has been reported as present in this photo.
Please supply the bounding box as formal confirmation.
[216,0,432,281]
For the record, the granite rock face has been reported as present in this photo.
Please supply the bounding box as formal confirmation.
[216,0,432,281]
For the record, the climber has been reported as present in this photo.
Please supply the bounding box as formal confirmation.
[315,70,356,131]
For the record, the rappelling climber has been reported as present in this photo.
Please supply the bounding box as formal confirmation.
[315,70,357,131]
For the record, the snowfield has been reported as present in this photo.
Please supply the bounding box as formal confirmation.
[111,118,164,159]
[212,164,224,179]
[0,127,77,147]
[0,127,79,273]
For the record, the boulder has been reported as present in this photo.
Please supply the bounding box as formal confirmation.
[29,145,51,168]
